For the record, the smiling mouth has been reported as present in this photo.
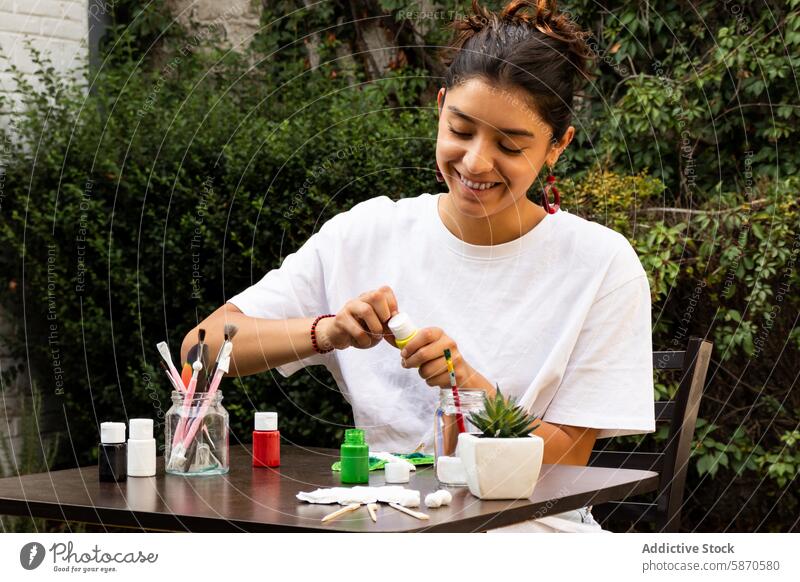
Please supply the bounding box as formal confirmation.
[453,168,502,193]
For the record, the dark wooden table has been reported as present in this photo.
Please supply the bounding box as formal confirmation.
[0,445,658,532]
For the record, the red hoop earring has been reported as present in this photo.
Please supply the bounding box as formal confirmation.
[541,174,560,214]
[435,162,445,183]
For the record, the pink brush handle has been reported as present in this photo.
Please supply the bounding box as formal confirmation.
[169,367,186,392]
[163,369,180,391]
[180,369,223,449]
[163,368,185,394]
[171,374,198,450]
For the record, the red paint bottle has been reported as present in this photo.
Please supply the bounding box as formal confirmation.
[253,412,280,467]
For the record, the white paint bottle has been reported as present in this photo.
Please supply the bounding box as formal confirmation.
[388,312,418,349]
[127,418,156,477]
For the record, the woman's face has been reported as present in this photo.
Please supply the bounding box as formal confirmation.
[436,78,573,219]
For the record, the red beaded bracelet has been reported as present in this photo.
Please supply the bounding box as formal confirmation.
[311,314,336,354]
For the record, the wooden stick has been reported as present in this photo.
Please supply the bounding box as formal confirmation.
[321,503,361,523]
[389,503,429,520]
[367,503,379,522]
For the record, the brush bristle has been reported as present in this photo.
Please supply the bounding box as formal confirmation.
[223,324,239,341]
[198,328,206,342]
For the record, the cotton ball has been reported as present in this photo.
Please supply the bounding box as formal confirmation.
[425,492,442,508]
[425,489,452,508]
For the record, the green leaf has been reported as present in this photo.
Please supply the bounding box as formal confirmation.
[470,386,538,438]
[696,454,714,476]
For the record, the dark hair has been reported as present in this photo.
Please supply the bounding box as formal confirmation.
[441,0,594,143]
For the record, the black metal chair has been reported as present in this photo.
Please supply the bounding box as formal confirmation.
[588,336,713,532]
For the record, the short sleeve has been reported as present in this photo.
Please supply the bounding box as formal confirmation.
[543,274,655,438]
[227,216,344,378]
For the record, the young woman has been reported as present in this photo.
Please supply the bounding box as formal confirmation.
[183,0,655,531]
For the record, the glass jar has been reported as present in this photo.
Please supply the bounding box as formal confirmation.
[433,388,485,485]
[165,390,229,476]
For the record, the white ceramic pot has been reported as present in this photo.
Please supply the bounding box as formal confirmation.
[457,432,544,500]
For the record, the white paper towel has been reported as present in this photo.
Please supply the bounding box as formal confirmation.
[297,486,420,507]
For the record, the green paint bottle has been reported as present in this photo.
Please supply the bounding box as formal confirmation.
[340,429,369,484]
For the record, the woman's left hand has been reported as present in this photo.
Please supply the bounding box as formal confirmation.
[400,327,494,392]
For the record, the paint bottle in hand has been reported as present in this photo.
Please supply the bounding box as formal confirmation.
[388,313,418,349]
[252,412,280,468]
[340,429,369,484]
[99,422,127,482]
[127,418,156,477]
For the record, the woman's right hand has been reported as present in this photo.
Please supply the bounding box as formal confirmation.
[315,286,399,350]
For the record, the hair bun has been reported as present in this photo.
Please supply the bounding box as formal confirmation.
[500,0,594,81]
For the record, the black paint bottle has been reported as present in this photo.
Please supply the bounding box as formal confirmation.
[99,422,127,482]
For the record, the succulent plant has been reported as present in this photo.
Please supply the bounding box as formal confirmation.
[468,385,540,438]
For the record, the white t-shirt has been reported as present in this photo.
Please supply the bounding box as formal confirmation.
[228,193,655,452]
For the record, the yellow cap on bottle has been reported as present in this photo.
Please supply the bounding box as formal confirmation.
[388,313,418,348]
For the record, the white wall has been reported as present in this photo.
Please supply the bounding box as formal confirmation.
[0,0,88,115]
